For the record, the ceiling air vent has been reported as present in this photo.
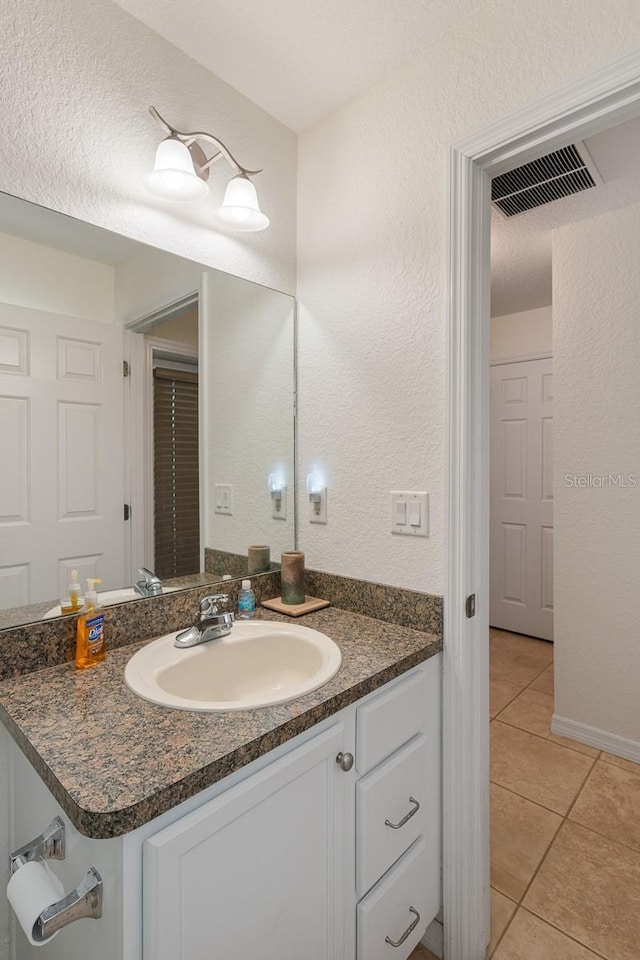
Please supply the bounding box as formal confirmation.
[491,144,600,217]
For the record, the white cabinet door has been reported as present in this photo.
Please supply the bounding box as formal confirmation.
[143,722,347,960]
[0,303,125,607]
[490,359,554,640]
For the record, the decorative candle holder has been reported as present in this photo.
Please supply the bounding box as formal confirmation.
[248,545,271,576]
[281,551,305,605]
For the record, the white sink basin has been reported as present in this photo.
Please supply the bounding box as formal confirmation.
[124,620,342,712]
[44,586,180,618]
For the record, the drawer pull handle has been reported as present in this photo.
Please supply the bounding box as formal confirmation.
[385,796,420,829]
[385,906,420,947]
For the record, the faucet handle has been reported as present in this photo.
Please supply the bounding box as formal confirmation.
[138,567,161,584]
[199,594,230,618]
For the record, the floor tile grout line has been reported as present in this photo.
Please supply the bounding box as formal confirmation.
[564,755,599,820]
[513,809,564,907]
[492,711,601,759]
[493,725,640,857]
[520,902,609,959]
[598,753,640,772]
[563,813,640,861]
[487,888,517,958]
[513,755,598,909]
[491,716,596,758]
[490,683,529,719]
[490,778,569,820]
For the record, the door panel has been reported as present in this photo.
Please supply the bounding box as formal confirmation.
[490,358,554,640]
[0,303,124,608]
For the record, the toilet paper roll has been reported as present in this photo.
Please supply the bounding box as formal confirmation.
[7,860,65,946]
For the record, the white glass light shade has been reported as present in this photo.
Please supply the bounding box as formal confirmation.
[146,137,209,201]
[215,175,270,232]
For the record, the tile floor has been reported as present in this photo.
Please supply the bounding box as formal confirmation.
[488,627,640,960]
[409,945,439,959]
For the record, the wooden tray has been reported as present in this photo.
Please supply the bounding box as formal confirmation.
[261,596,330,617]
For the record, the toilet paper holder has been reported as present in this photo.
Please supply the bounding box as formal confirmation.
[9,817,103,942]
[10,816,66,874]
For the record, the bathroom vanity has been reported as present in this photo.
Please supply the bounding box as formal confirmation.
[1,608,442,960]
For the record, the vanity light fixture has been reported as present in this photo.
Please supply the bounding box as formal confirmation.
[306,472,328,524]
[146,106,270,232]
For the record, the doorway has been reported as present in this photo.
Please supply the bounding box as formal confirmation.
[123,293,201,584]
[445,51,640,960]
[490,356,553,640]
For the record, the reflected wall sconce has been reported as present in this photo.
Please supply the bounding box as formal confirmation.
[268,473,287,520]
[306,472,327,525]
[146,106,270,232]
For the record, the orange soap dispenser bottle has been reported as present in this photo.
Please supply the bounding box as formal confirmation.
[75,578,106,669]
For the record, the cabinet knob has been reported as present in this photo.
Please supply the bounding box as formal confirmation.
[335,751,354,771]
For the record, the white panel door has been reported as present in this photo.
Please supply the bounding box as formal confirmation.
[0,303,124,607]
[490,358,553,640]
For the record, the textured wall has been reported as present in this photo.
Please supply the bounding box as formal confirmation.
[553,202,640,742]
[297,0,640,593]
[490,306,553,362]
[0,0,297,295]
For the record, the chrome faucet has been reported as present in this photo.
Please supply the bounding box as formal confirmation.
[133,567,164,598]
[174,594,234,648]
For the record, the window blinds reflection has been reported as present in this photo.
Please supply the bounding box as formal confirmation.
[153,367,200,579]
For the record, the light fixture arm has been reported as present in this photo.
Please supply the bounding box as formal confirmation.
[148,106,261,179]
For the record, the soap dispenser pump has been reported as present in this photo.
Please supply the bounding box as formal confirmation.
[68,569,82,612]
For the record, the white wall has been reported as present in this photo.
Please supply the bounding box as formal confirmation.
[0,230,114,323]
[114,246,203,324]
[0,0,297,296]
[491,306,553,362]
[553,200,640,743]
[297,0,640,593]
[145,307,198,347]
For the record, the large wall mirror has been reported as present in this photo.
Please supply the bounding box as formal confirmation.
[0,192,296,630]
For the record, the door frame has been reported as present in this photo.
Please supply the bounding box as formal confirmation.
[444,50,640,959]
[123,281,204,581]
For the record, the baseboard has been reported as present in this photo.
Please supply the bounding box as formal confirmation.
[551,714,640,763]
[421,917,443,958]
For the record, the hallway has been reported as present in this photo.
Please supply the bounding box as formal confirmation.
[488,629,640,958]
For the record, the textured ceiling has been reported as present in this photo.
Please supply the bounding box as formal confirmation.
[112,0,481,131]
[491,116,640,317]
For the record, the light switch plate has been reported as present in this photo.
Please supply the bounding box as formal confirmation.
[391,491,428,536]
[309,487,327,524]
[214,483,233,516]
[272,486,287,520]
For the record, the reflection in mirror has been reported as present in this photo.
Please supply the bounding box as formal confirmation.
[0,193,296,630]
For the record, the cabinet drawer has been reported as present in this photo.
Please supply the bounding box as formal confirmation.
[357,836,431,960]
[357,734,428,895]
[356,668,427,774]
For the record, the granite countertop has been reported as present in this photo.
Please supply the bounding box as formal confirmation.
[0,607,441,840]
